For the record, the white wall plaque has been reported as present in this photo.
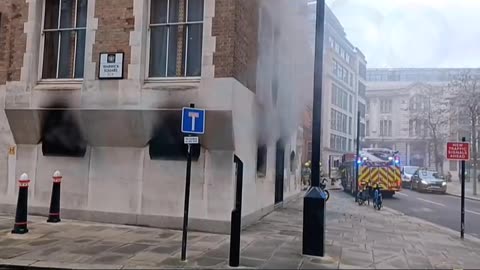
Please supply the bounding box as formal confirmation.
[99,53,124,79]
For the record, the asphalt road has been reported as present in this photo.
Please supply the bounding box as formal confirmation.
[383,189,480,239]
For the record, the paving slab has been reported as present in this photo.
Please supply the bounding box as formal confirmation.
[1,190,480,269]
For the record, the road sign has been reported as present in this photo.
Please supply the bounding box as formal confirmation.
[447,142,470,161]
[184,136,199,144]
[181,107,205,134]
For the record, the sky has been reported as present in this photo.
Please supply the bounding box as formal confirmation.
[310,0,480,68]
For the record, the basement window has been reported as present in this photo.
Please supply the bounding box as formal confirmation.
[256,145,267,177]
[41,107,87,157]
[149,112,200,160]
[290,151,296,172]
[148,0,204,78]
[41,0,87,79]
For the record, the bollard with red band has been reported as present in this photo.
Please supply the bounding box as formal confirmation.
[47,170,62,223]
[12,173,30,234]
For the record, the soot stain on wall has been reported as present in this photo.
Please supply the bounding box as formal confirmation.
[149,110,201,161]
[41,101,87,157]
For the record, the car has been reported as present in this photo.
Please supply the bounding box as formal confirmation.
[401,166,419,188]
[411,169,447,194]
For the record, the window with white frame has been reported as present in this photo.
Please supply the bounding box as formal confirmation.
[42,0,87,79]
[149,0,204,78]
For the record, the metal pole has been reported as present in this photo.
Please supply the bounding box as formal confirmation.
[181,103,195,261]
[405,142,408,166]
[310,0,325,187]
[461,137,466,239]
[302,0,326,258]
[355,111,361,202]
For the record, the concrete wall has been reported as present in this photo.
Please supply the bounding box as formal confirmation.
[0,78,302,233]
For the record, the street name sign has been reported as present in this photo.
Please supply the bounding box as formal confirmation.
[99,53,124,79]
[446,142,470,161]
[181,107,205,134]
[184,136,199,144]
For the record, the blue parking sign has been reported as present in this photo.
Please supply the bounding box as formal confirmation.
[181,107,206,134]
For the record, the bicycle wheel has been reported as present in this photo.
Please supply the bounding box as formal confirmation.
[324,190,330,201]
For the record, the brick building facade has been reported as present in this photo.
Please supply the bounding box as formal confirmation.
[0,0,313,232]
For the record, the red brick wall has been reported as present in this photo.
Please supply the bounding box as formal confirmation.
[0,0,28,84]
[92,0,134,79]
[0,2,7,85]
[213,0,258,92]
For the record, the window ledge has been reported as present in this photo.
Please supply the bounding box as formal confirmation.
[144,78,201,91]
[34,80,83,91]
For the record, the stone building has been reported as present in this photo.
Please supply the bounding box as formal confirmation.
[365,68,480,177]
[302,5,367,172]
[0,0,313,232]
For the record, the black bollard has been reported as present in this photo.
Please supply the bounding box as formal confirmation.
[47,170,62,223]
[12,173,30,234]
[229,155,244,267]
[302,187,326,256]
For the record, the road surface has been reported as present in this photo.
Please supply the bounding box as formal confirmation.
[383,189,480,239]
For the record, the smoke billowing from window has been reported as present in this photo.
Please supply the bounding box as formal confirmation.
[255,0,314,147]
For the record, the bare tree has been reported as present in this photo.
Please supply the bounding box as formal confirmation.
[449,71,480,196]
[409,85,450,174]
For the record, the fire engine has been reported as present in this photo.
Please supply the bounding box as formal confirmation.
[340,148,402,198]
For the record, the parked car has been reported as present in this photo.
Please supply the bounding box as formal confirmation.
[411,169,447,194]
[401,166,419,188]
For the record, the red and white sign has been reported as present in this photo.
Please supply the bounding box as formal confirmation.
[447,142,470,161]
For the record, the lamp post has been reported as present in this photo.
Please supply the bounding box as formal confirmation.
[302,0,326,257]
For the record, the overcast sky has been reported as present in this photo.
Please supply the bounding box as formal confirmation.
[320,0,480,68]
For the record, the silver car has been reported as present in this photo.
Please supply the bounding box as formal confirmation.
[411,170,447,194]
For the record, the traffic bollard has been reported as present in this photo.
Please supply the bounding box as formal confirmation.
[47,170,62,223]
[302,187,326,256]
[11,173,30,234]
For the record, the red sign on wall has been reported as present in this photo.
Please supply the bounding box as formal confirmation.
[447,142,470,161]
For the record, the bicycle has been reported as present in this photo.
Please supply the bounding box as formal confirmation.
[373,186,383,210]
[357,188,369,206]
[320,178,330,201]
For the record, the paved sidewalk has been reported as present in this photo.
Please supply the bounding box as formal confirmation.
[1,190,480,269]
[447,180,480,201]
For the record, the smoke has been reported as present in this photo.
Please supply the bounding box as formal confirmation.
[255,0,314,146]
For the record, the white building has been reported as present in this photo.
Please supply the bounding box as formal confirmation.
[0,0,313,233]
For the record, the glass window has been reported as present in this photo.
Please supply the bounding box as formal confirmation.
[149,0,204,78]
[415,120,421,136]
[42,0,88,79]
[336,136,342,150]
[349,117,352,135]
[380,99,392,113]
[349,95,353,112]
[409,120,414,137]
[331,110,336,130]
[330,135,335,149]
[332,84,337,104]
[341,137,347,151]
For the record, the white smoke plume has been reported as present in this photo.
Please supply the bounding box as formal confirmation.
[255,0,315,146]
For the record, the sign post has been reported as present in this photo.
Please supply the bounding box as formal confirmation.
[446,139,470,239]
[180,104,205,261]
